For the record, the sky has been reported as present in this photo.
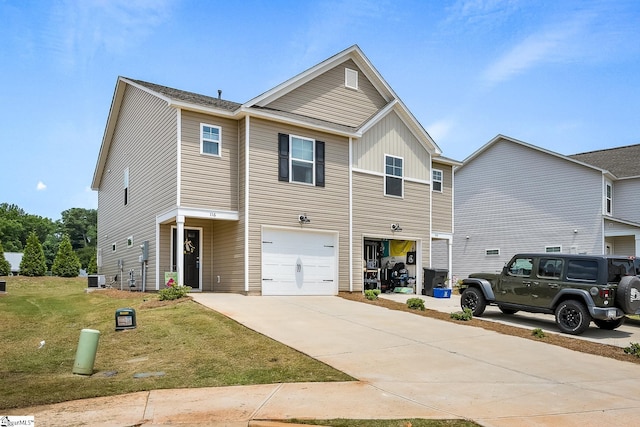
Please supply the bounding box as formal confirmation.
[1,0,639,221]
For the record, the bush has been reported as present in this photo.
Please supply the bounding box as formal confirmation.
[158,283,192,301]
[406,297,425,311]
[450,307,473,321]
[532,328,546,339]
[20,232,47,276]
[0,241,11,276]
[364,289,380,300]
[51,234,81,277]
[624,342,640,358]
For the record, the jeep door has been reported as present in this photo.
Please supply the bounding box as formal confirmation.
[532,257,564,308]
[498,256,534,305]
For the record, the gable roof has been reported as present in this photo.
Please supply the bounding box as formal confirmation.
[458,134,612,176]
[569,144,640,179]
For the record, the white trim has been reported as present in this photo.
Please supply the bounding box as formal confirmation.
[432,168,443,192]
[200,123,222,157]
[604,178,613,216]
[352,167,430,185]
[156,207,239,224]
[171,224,203,291]
[155,219,160,290]
[244,117,250,293]
[349,137,353,292]
[176,109,182,207]
[545,245,562,253]
[485,249,500,256]
[345,67,358,90]
[289,134,316,185]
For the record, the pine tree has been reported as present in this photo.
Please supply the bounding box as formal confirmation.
[87,252,98,275]
[20,232,47,276]
[0,241,11,276]
[52,234,82,277]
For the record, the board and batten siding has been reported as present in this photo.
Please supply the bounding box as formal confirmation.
[613,178,640,224]
[97,84,177,288]
[351,172,431,290]
[247,118,350,293]
[180,111,239,211]
[354,111,431,182]
[453,139,605,281]
[265,59,387,128]
[431,162,453,233]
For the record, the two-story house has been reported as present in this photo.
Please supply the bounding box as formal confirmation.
[453,134,640,281]
[91,45,460,295]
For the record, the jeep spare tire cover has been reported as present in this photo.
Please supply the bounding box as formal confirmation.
[616,276,640,313]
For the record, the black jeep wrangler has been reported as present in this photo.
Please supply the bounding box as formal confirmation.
[460,253,640,335]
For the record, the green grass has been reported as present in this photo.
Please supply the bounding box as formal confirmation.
[0,276,353,410]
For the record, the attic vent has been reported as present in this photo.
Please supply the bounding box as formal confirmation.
[345,68,358,90]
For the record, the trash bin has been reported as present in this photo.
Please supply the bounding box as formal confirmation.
[115,308,136,331]
[422,268,449,296]
[72,329,101,375]
[0,280,6,293]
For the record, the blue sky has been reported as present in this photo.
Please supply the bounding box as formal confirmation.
[1,0,639,220]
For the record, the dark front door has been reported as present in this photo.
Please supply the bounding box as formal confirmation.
[173,228,200,289]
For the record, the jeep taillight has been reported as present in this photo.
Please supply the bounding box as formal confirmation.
[600,289,611,299]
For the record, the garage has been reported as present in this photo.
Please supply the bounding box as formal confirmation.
[261,228,337,295]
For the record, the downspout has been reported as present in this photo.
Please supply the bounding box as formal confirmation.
[449,165,454,287]
[244,117,250,293]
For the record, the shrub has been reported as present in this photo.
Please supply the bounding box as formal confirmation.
[20,232,47,276]
[0,241,11,276]
[158,283,192,301]
[532,328,546,339]
[364,289,380,300]
[51,234,82,277]
[450,307,473,321]
[406,297,425,311]
[624,342,640,358]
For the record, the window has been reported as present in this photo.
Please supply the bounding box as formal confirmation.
[432,169,443,192]
[545,246,561,253]
[127,236,134,248]
[538,258,563,279]
[123,168,129,206]
[201,124,221,156]
[278,133,325,187]
[345,68,358,90]
[605,181,612,215]
[507,257,533,277]
[566,259,597,282]
[385,155,403,197]
[112,242,117,252]
[486,249,500,256]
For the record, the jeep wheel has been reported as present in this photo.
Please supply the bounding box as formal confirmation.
[593,317,626,330]
[498,306,519,315]
[615,276,640,314]
[461,287,486,316]
[555,300,591,335]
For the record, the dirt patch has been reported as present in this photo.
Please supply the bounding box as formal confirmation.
[339,292,640,364]
[94,288,192,309]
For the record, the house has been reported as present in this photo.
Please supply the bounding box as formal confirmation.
[452,135,640,281]
[4,252,23,275]
[91,45,460,295]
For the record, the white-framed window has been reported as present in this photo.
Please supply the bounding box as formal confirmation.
[290,135,315,184]
[605,181,612,215]
[112,242,117,252]
[123,167,129,206]
[127,236,134,248]
[201,124,221,156]
[432,169,443,192]
[545,245,561,253]
[485,249,500,256]
[345,68,358,90]
[385,155,403,197]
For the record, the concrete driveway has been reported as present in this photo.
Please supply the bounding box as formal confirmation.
[193,293,640,427]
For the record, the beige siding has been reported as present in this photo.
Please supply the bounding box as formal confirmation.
[247,118,350,293]
[180,111,239,211]
[351,172,431,290]
[97,85,177,288]
[431,162,453,233]
[355,111,430,181]
[265,60,387,128]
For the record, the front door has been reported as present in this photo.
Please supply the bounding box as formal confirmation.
[172,228,201,289]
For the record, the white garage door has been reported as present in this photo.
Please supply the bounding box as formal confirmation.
[262,228,337,296]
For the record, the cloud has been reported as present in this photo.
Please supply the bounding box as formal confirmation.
[427,118,456,142]
[37,181,47,191]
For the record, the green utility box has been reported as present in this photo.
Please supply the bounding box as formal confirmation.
[115,308,136,331]
[72,328,100,375]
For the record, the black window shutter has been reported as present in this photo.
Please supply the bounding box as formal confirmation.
[278,133,289,182]
[316,140,325,187]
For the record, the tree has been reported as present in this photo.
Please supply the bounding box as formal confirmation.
[20,232,47,276]
[60,208,97,268]
[52,234,81,277]
[0,241,11,276]
[87,252,98,275]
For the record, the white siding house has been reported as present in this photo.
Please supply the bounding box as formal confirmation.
[453,135,640,281]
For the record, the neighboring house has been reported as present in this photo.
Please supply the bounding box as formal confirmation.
[453,135,640,281]
[4,252,23,275]
[91,45,460,295]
